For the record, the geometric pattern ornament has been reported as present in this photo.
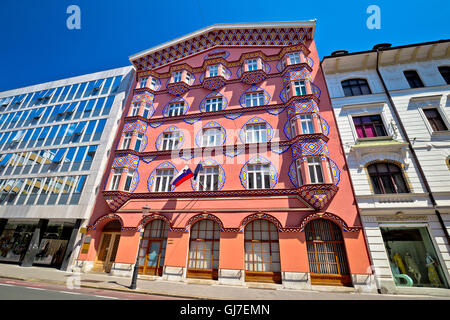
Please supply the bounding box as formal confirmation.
[266,107,285,115]
[134,27,313,70]
[132,92,154,105]
[162,97,189,117]
[202,76,226,91]
[199,91,228,112]
[190,158,226,191]
[224,113,243,120]
[239,116,273,144]
[291,139,329,160]
[149,121,164,128]
[311,82,321,99]
[299,212,360,233]
[141,155,157,164]
[306,56,314,68]
[319,114,330,136]
[240,70,268,85]
[262,61,271,74]
[239,86,271,108]
[112,154,139,170]
[195,121,226,147]
[104,192,130,212]
[283,120,292,139]
[282,67,311,87]
[184,117,202,125]
[123,120,148,134]
[298,184,339,211]
[156,125,184,151]
[239,155,278,189]
[223,145,245,157]
[329,158,341,186]
[286,99,319,118]
[270,144,290,154]
[204,49,230,60]
[288,160,300,187]
[147,161,178,192]
[279,86,289,103]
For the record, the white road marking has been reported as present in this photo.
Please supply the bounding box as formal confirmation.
[59,291,82,295]
[0,283,13,287]
[93,295,119,299]
[25,287,46,291]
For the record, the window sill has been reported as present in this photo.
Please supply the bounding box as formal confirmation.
[431,130,450,136]
[356,136,393,142]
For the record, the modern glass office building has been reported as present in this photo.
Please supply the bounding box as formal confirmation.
[0,66,134,270]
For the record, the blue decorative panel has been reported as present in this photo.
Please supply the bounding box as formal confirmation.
[162,97,189,117]
[149,121,164,128]
[147,161,178,192]
[288,160,299,187]
[184,117,202,125]
[199,91,229,112]
[138,135,148,152]
[319,114,330,136]
[286,99,319,118]
[311,82,321,99]
[239,86,271,108]
[271,144,290,154]
[239,116,274,144]
[195,121,226,147]
[306,56,314,68]
[204,49,230,60]
[236,66,242,78]
[329,158,341,185]
[180,150,194,161]
[223,145,245,157]
[279,86,289,103]
[283,121,292,139]
[155,125,184,151]
[190,158,226,191]
[239,155,278,189]
[263,61,271,74]
[141,155,157,163]
[224,113,243,120]
[130,168,139,193]
[266,107,285,115]
[123,120,148,134]
[112,154,139,169]
[199,73,205,84]
[276,60,284,72]
[291,139,329,159]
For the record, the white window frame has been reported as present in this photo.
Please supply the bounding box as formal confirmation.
[161,131,180,150]
[153,169,174,192]
[296,159,304,186]
[245,92,265,107]
[293,81,307,96]
[247,164,271,189]
[418,105,450,135]
[173,71,182,83]
[134,133,144,152]
[139,77,148,88]
[245,123,268,143]
[122,132,133,150]
[205,97,223,112]
[110,169,122,190]
[185,72,191,84]
[208,65,219,77]
[196,166,219,191]
[130,103,140,116]
[247,59,258,71]
[202,128,223,147]
[123,169,135,192]
[287,52,301,65]
[299,114,314,134]
[149,77,158,90]
[307,156,324,184]
[167,102,184,117]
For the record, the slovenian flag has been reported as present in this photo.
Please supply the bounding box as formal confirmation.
[171,165,194,187]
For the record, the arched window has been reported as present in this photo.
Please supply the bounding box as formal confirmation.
[438,66,450,85]
[187,219,220,280]
[367,162,409,194]
[138,219,169,276]
[244,219,281,284]
[403,70,424,88]
[341,78,371,96]
[305,219,351,286]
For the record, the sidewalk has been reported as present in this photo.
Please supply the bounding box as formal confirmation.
[0,263,449,300]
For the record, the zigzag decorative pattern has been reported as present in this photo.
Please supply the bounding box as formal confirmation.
[291,139,329,159]
[282,67,312,86]
[135,27,312,70]
[123,120,148,134]
[112,154,139,169]
[299,212,361,232]
[132,92,154,105]
[286,99,319,118]
[298,184,338,211]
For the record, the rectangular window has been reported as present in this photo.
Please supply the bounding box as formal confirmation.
[208,65,219,77]
[130,103,140,116]
[293,81,307,96]
[123,170,135,192]
[296,160,304,186]
[404,70,424,88]
[161,132,180,150]
[307,157,324,184]
[149,78,158,90]
[291,114,315,135]
[185,73,191,83]
[173,71,182,83]
[247,164,271,189]
[205,97,223,112]
[101,77,113,95]
[202,128,222,147]
[142,104,152,118]
[140,77,148,88]
[423,108,448,132]
[110,76,122,94]
[134,134,144,152]
[246,123,267,143]
[168,103,184,117]
[196,166,219,191]
[287,52,301,65]
[110,170,122,190]
[153,169,174,192]
[247,59,258,71]
[122,132,133,149]
[353,115,388,138]
[245,92,265,107]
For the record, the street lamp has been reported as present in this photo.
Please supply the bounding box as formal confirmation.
[129,205,150,289]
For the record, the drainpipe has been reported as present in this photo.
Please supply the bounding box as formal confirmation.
[375,49,450,245]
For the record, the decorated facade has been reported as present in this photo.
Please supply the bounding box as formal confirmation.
[76,22,374,290]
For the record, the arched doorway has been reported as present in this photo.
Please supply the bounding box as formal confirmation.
[93,220,121,273]
[137,219,169,276]
[305,218,351,286]
[187,219,220,280]
[244,219,281,284]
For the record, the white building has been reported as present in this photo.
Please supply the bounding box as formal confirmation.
[0,66,134,270]
[322,40,450,296]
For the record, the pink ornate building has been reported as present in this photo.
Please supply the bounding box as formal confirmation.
[76,21,375,290]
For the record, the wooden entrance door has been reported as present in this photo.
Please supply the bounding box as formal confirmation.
[93,232,121,273]
[305,219,351,286]
[138,219,168,276]
[187,220,220,280]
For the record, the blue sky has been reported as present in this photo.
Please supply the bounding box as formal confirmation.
[0,0,448,91]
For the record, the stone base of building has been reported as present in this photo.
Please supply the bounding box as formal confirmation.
[110,263,134,277]
[218,269,245,286]
[75,260,94,273]
[351,273,378,293]
[281,272,311,290]
[162,266,185,282]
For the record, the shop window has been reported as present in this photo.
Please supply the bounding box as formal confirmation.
[0,223,35,263]
[353,114,388,138]
[138,219,168,276]
[305,219,351,286]
[381,227,448,288]
[341,78,371,96]
[404,70,424,88]
[423,108,448,132]
[244,219,281,284]
[367,162,409,194]
[187,219,220,280]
